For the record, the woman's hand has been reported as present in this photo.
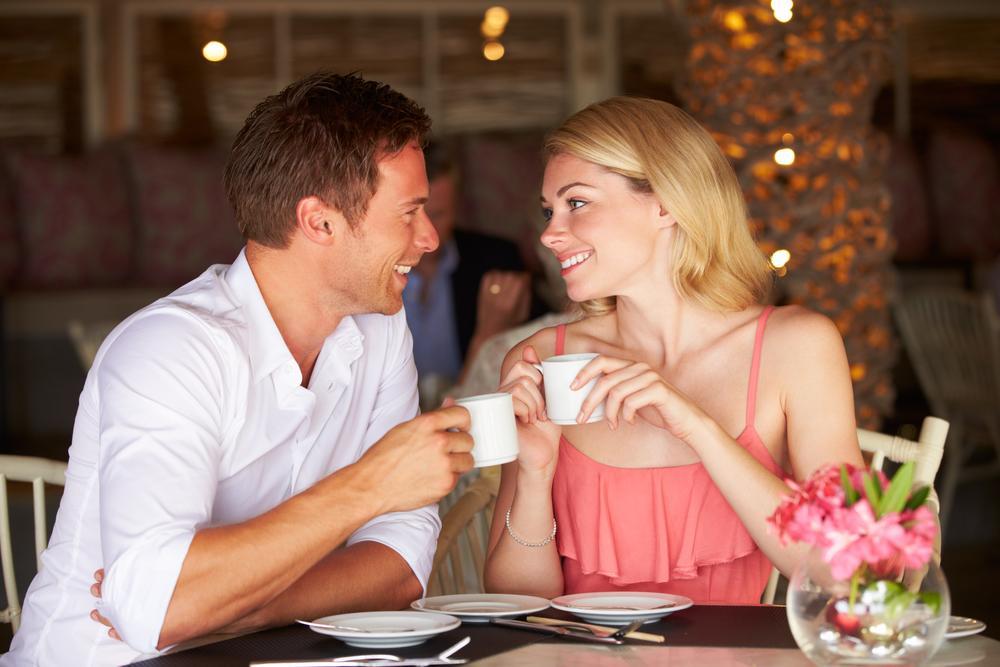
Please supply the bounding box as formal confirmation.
[573,355,708,443]
[497,345,561,476]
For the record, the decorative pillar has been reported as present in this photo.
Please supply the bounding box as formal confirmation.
[679,0,896,428]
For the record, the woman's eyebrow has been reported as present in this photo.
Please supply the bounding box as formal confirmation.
[541,181,596,203]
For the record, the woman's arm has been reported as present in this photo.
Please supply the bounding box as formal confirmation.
[483,336,566,598]
[694,309,864,576]
[573,307,864,578]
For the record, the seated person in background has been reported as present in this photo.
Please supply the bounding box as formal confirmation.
[403,141,534,391]
[483,97,865,604]
[3,72,474,666]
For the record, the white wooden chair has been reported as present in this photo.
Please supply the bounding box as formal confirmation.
[893,288,1000,530]
[761,417,949,605]
[0,455,67,631]
[428,473,500,597]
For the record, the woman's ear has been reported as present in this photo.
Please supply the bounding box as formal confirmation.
[657,204,678,229]
[295,196,343,245]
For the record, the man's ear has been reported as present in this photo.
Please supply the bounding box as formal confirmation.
[295,196,344,246]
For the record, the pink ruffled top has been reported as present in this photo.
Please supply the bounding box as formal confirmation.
[551,306,785,604]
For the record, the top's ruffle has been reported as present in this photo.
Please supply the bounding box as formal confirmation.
[552,432,784,587]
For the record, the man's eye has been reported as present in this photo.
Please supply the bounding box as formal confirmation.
[541,207,553,221]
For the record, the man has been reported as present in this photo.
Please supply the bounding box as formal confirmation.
[2,73,473,666]
[403,142,533,386]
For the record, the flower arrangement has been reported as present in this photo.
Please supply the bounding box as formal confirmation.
[770,461,937,577]
[771,462,948,663]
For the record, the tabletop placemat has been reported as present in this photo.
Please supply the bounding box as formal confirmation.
[133,604,796,665]
[544,604,798,649]
[133,622,545,667]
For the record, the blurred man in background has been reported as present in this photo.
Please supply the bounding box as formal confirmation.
[403,141,533,398]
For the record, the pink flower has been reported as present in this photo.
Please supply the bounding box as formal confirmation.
[766,461,939,581]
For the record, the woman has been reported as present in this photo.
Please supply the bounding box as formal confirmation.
[482,97,864,604]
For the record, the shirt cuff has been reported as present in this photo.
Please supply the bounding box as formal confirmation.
[99,529,195,654]
[346,507,439,595]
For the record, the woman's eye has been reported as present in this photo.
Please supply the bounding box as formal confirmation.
[568,198,587,210]
[541,207,553,221]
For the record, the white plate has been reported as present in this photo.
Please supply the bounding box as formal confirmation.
[946,615,987,639]
[550,592,693,626]
[411,594,550,623]
[301,611,460,648]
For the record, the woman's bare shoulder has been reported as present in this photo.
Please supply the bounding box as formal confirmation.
[764,304,848,368]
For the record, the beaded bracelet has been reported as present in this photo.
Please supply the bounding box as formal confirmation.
[504,506,557,548]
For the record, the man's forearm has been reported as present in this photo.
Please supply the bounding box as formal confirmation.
[154,463,387,649]
[223,541,424,634]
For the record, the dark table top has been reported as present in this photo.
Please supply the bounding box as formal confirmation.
[134,605,796,667]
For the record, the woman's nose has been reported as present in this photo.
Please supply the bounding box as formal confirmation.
[540,218,566,250]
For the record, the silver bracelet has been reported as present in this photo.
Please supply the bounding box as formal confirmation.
[505,506,557,548]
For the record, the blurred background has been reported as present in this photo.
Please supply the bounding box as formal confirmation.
[0,0,997,647]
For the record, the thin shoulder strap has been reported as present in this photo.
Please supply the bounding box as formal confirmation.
[745,306,776,429]
[554,323,567,355]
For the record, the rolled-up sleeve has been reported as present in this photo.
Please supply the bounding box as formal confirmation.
[348,313,439,592]
[95,313,227,653]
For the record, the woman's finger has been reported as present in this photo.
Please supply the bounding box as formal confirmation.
[570,355,633,390]
[578,363,650,424]
[605,371,665,426]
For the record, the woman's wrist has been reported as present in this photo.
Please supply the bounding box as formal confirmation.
[515,464,556,489]
[684,409,726,453]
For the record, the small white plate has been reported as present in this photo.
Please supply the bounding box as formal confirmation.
[300,611,460,648]
[946,615,987,639]
[411,594,550,623]
[550,591,693,626]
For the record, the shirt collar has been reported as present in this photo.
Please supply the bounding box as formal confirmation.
[225,249,294,384]
[224,249,367,390]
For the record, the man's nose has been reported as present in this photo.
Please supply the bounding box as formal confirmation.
[415,210,439,253]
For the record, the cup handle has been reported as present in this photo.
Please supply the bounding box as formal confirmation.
[531,363,543,373]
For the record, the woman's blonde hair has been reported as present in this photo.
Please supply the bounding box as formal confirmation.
[544,96,772,315]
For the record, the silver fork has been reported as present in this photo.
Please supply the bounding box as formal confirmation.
[560,619,645,640]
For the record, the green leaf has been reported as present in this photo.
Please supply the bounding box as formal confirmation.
[862,472,882,514]
[840,465,859,505]
[885,590,918,620]
[879,461,915,516]
[919,591,942,615]
[904,485,931,511]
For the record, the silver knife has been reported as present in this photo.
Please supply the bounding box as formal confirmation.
[490,618,624,644]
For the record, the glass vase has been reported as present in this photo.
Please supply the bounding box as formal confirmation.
[786,548,950,665]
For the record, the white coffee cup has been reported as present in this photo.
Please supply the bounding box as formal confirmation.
[533,353,606,426]
[455,392,520,467]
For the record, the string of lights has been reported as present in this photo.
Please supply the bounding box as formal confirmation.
[679,0,897,428]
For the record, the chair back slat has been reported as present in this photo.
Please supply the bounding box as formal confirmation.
[0,474,19,630]
[429,475,500,596]
[33,478,47,569]
[0,456,68,632]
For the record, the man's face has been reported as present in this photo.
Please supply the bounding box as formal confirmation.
[338,143,439,315]
[425,173,458,244]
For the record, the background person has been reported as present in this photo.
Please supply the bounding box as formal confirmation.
[403,141,534,399]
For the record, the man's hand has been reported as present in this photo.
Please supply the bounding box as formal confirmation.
[90,569,121,641]
[354,406,475,514]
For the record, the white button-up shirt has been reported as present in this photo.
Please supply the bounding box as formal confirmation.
[3,251,438,666]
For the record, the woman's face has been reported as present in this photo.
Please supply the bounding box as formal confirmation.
[540,153,669,303]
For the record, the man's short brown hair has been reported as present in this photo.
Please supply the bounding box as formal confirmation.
[224,72,432,248]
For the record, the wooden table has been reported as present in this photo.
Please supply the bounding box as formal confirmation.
[133,605,999,666]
